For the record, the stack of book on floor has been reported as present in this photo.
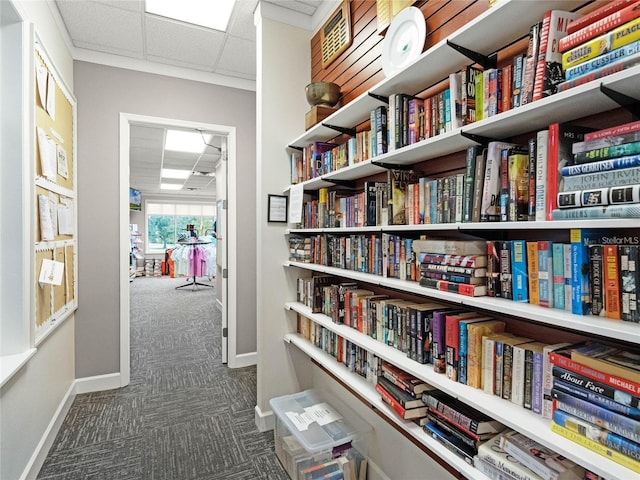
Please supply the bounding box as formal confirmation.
[558,0,640,92]
[421,389,506,466]
[413,237,488,297]
[548,341,640,473]
[553,119,640,220]
[375,361,432,422]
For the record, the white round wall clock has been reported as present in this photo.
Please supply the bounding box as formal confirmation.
[382,6,427,77]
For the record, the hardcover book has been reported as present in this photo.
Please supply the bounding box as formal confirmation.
[476,432,544,480]
[532,10,580,100]
[551,421,640,474]
[499,430,585,480]
[387,169,419,225]
[547,123,595,220]
[466,320,506,389]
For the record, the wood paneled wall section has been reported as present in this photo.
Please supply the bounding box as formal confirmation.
[309,0,635,178]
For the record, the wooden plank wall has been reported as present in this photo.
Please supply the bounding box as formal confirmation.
[308,1,634,179]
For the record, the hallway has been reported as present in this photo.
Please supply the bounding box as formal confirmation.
[37,276,288,479]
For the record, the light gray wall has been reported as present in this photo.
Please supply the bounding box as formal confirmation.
[1,2,76,478]
[74,62,256,377]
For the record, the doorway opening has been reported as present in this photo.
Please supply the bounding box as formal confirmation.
[119,113,237,385]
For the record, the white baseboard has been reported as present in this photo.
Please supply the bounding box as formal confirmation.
[20,372,122,480]
[20,383,76,480]
[74,372,122,394]
[254,404,274,432]
[229,351,257,368]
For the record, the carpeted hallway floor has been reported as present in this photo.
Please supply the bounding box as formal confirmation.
[37,275,288,480]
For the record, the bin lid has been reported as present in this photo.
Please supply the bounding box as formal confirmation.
[269,389,367,454]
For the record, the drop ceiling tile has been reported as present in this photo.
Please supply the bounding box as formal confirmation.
[216,36,255,77]
[226,0,257,42]
[144,15,224,67]
[56,1,144,54]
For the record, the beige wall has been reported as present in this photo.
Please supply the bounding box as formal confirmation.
[74,62,257,378]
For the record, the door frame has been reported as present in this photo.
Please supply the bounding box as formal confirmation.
[119,113,237,385]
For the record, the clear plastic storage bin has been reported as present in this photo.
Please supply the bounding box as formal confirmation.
[270,389,369,480]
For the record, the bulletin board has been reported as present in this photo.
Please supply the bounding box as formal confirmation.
[33,40,77,343]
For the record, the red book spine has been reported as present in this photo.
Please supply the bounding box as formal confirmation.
[427,406,481,441]
[548,352,640,397]
[375,382,407,418]
[546,123,560,220]
[584,119,640,141]
[532,11,552,102]
[501,64,512,113]
[567,0,637,34]
[559,1,640,52]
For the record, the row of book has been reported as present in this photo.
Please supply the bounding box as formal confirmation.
[558,0,640,92]
[291,229,637,320]
[298,117,640,231]
[549,341,640,474]
[297,311,612,478]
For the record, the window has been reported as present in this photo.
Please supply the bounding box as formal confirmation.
[146,202,215,253]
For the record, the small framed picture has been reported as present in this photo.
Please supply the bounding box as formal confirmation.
[267,194,288,223]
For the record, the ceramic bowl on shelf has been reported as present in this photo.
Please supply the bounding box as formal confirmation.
[305,82,341,107]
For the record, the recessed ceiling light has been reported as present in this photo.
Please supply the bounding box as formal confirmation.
[145,0,235,32]
[161,168,191,179]
[165,130,211,154]
[160,183,183,190]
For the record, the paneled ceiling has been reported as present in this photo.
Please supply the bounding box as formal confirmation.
[52,0,332,197]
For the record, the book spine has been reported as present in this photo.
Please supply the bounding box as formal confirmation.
[459,321,471,385]
[502,342,515,401]
[423,394,483,435]
[562,16,640,70]
[534,129,549,221]
[508,148,529,221]
[471,148,487,223]
[552,243,566,310]
[521,22,541,106]
[574,141,640,164]
[549,353,640,397]
[553,377,640,419]
[511,344,527,407]
[512,54,525,109]
[552,203,640,219]
[431,311,447,374]
[526,242,539,305]
[500,148,509,222]
[527,137,536,221]
[567,0,637,34]
[423,421,475,465]
[499,240,512,300]
[532,350,544,414]
[553,410,640,461]
[494,339,506,398]
[620,245,640,322]
[501,63,512,113]
[572,130,640,154]
[482,336,497,394]
[375,382,409,418]
[604,244,622,319]
[500,434,563,480]
[511,240,528,302]
[417,252,486,268]
[570,228,591,315]
[551,421,640,473]
[427,413,477,450]
[547,123,560,221]
[419,277,486,296]
[565,38,640,80]
[585,119,640,141]
[561,154,640,176]
[589,244,605,316]
[533,10,578,100]
[559,1,640,52]
[552,388,640,442]
[484,242,500,297]
[560,51,640,92]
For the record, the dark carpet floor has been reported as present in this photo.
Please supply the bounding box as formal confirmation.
[37,275,288,480]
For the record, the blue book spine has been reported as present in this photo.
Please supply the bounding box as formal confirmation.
[553,378,640,421]
[565,38,640,80]
[553,409,640,462]
[561,154,640,176]
[537,241,553,308]
[532,350,544,415]
[552,243,565,310]
[459,321,470,385]
[552,388,640,443]
[429,179,438,224]
[510,240,529,302]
